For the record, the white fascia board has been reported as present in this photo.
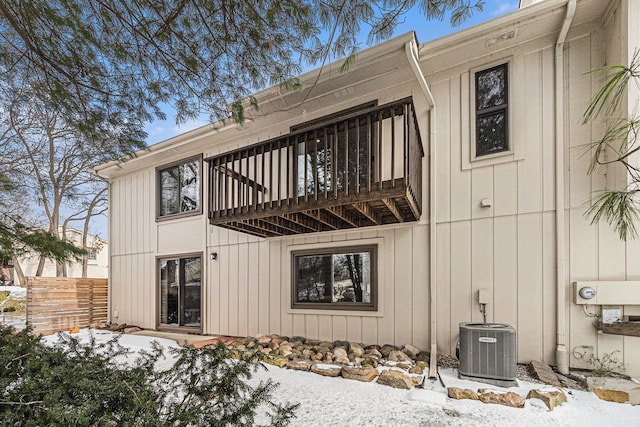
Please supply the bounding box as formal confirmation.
[419,0,569,59]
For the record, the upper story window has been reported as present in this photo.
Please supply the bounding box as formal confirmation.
[292,245,377,311]
[475,63,508,157]
[157,156,202,219]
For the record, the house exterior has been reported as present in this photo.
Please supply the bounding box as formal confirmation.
[95,0,640,378]
[13,228,108,286]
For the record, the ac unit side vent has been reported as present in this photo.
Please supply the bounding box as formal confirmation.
[458,322,517,387]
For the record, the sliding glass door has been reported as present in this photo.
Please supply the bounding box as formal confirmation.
[159,255,201,329]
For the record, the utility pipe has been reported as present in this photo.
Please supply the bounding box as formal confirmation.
[554,0,576,375]
[405,38,438,379]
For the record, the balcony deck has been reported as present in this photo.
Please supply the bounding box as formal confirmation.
[205,98,423,238]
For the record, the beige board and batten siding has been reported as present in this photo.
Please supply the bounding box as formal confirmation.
[429,44,558,364]
[565,2,640,378]
[110,168,157,329]
[206,224,430,350]
[427,0,640,372]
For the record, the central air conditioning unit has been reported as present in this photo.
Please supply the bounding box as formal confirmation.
[458,322,517,387]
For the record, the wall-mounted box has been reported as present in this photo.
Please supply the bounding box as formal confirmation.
[574,281,640,305]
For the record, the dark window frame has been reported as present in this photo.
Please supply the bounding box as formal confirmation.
[474,63,509,157]
[156,252,203,333]
[291,245,378,311]
[156,154,203,221]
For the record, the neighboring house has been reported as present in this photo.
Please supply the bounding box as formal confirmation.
[95,0,640,378]
[14,227,108,286]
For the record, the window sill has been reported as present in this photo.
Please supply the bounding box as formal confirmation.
[287,307,384,317]
[156,209,202,223]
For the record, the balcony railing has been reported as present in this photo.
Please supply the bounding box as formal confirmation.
[205,98,423,237]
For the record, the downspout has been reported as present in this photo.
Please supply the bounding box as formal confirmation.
[554,0,576,375]
[405,39,438,379]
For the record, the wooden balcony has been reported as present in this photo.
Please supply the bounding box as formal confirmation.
[205,98,423,237]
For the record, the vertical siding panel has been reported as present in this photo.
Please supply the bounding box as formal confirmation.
[568,37,593,208]
[332,316,347,341]
[518,51,543,214]
[451,75,471,221]
[517,213,543,362]
[291,314,305,338]
[542,212,556,363]
[394,227,413,346]
[280,239,293,338]
[305,314,319,341]
[449,221,471,353]
[377,229,395,345]
[436,223,451,354]
[472,218,493,323]
[628,238,640,278]
[269,240,281,334]
[434,80,451,222]
[494,163,518,216]
[361,317,378,346]
[208,243,220,334]
[247,242,259,336]
[257,240,270,334]
[237,243,249,337]
[623,336,640,379]
[126,176,133,254]
[412,225,429,350]
[228,244,239,336]
[493,216,517,328]
[541,47,556,212]
[346,317,362,343]
[219,246,229,335]
[318,315,333,342]
[135,174,142,253]
[471,167,493,219]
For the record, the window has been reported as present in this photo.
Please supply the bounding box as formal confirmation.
[88,248,97,260]
[158,255,201,329]
[157,156,201,219]
[475,63,508,157]
[291,245,377,311]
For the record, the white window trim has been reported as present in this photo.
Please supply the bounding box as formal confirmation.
[462,56,524,170]
[286,237,385,317]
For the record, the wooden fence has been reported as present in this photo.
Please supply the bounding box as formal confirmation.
[26,277,108,335]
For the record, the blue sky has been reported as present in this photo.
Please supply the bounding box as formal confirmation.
[142,0,519,146]
[92,1,519,238]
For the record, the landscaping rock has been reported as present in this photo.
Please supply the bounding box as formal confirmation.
[257,336,272,345]
[310,363,342,377]
[409,365,424,375]
[448,387,479,400]
[333,340,350,348]
[402,344,421,359]
[264,357,288,368]
[287,360,313,371]
[349,342,365,357]
[334,356,350,365]
[342,366,378,382]
[333,347,348,358]
[478,390,525,408]
[526,389,567,411]
[377,370,414,389]
[530,361,562,387]
[593,388,630,403]
[388,350,411,363]
[319,341,333,349]
[380,345,398,358]
[365,348,383,358]
[290,336,306,343]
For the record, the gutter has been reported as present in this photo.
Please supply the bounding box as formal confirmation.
[405,38,438,379]
[554,0,576,375]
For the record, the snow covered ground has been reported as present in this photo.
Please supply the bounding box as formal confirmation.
[0,285,26,330]
[39,330,640,427]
